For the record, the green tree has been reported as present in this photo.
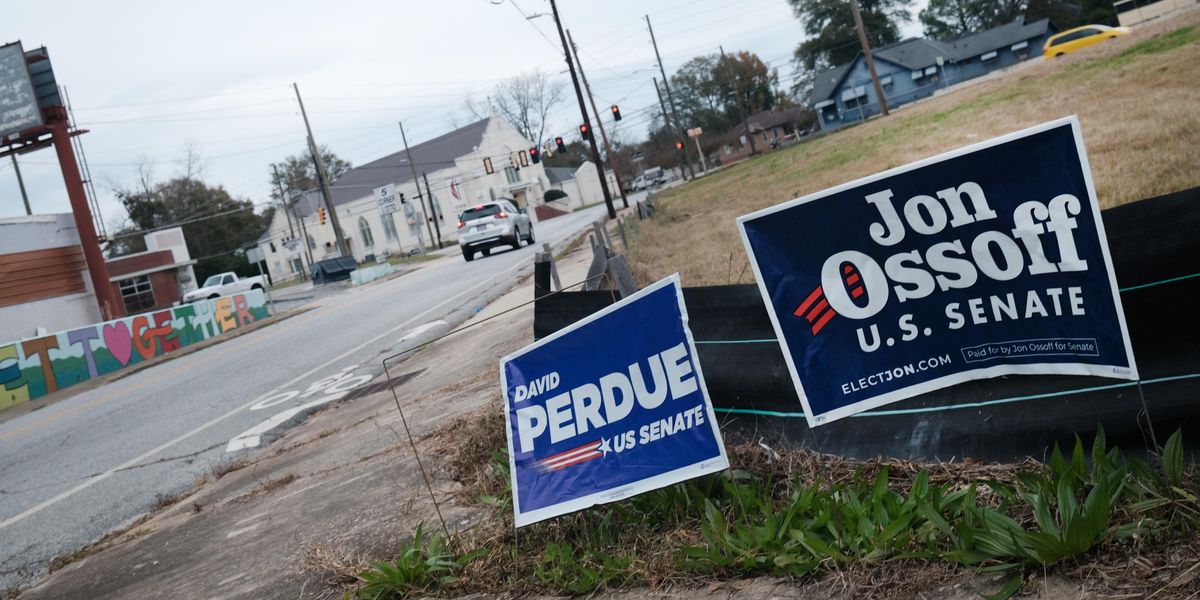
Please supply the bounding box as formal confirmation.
[919,0,1026,37]
[788,0,912,71]
[542,140,589,169]
[671,51,780,133]
[1026,0,1117,28]
[268,146,352,202]
[110,174,273,282]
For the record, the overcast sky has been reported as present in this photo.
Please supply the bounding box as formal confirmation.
[1,0,925,231]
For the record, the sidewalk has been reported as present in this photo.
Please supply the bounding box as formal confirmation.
[12,225,600,600]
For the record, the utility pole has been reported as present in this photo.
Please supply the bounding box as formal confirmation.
[550,0,616,219]
[422,172,443,248]
[272,164,307,280]
[271,164,297,240]
[654,77,687,178]
[399,121,437,249]
[293,83,350,256]
[294,204,313,279]
[11,154,31,215]
[721,46,757,157]
[647,14,696,180]
[850,0,890,117]
[568,29,628,209]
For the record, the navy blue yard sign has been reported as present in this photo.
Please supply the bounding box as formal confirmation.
[502,275,728,527]
[738,117,1137,426]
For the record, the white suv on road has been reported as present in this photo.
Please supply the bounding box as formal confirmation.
[456,199,535,262]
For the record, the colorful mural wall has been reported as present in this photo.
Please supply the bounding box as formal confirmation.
[0,291,270,410]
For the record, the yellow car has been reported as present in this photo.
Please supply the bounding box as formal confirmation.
[1044,24,1131,58]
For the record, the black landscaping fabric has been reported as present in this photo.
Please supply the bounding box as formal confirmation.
[533,186,1200,461]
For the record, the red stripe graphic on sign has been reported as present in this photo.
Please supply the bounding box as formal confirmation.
[794,286,824,317]
[536,440,603,472]
[794,284,840,336]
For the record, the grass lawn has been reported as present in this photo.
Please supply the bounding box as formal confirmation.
[629,13,1200,287]
[384,252,442,267]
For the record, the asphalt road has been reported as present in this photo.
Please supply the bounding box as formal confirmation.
[0,205,611,592]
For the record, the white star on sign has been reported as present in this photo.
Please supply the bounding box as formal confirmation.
[598,437,612,456]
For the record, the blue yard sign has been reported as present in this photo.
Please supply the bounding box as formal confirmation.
[502,275,728,527]
[738,116,1138,427]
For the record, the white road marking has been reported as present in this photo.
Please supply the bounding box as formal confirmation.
[233,512,269,526]
[225,523,261,539]
[271,480,326,505]
[334,472,370,489]
[0,255,533,532]
[218,572,247,586]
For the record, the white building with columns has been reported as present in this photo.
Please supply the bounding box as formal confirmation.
[256,115,550,283]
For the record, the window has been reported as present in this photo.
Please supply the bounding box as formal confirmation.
[879,76,893,88]
[1010,41,1029,51]
[1050,29,1099,46]
[358,216,375,248]
[504,166,520,184]
[269,241,276,253]
[981,50,998,61]
[924,66,938,76]
[382,212,398,241]
[307,234,316,250]
[223,274,235,285]
[119,275,156,313]
[488,187,496,201]
[289,258,302,274]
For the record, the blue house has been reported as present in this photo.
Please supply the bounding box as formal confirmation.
[810,17,1055,129]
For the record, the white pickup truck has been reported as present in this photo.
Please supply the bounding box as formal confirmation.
[183,271,268,302]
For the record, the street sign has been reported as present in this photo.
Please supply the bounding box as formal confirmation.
[375,183,399,215]
[0,42,44,139]
[502,275,728,527]
[738,117,1137,427]
[687,127,703,138]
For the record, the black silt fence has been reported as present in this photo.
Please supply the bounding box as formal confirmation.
[533,186,1200,461]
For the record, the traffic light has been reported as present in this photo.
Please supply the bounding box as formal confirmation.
[317,205,327,225]
[529,147,540,164]
[579,123,590,140]
[611,105,622,121]
[555,137,566,153]
[483,157,494,175]
[675,140,684,151]
[519,150,528,168]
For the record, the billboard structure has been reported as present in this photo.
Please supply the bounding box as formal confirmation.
[0,41,120,320]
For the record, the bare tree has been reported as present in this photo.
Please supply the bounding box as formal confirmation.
[463,70,564,148]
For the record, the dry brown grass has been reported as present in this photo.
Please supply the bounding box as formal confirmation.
[629,12,1200,287]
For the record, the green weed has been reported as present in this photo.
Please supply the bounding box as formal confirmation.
[350,524,481,600]
[534,542,637,594]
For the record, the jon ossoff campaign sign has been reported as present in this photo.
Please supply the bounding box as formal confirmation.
[738,117,1137,427]
[501,275,728,527]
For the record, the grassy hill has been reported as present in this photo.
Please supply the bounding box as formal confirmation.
[630,11,1200,287]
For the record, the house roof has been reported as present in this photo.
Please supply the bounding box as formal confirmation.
[875,38,953,70]
[733,106,812,136]
[808,16,1053,104]
[288,117,492,218]
[810,61,854,108]
[939,17,1052,60]
[545,167,576,185]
